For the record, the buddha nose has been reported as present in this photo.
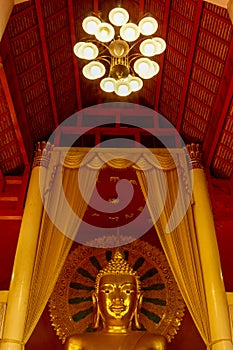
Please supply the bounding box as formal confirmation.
[113,287,123,303]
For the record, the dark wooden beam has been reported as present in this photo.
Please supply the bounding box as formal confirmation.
[94,0,99,13]
[68,0,82,111]
[154,0,170,112]
[0,62,29,167]
[139,0,145,16]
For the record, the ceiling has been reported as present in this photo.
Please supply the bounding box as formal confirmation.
[0,0,232,179]
[0,3,233,344]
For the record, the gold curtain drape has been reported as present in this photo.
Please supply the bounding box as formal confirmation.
[136,166,212,346]
[136,144,233,350]
[1,145,232,350]
[23,149,99,342]
[7,146,191,348]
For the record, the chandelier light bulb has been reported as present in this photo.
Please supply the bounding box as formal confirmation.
[128,76,143,92]
[139,62,149,73]
[140,39,158,57]
[120,23,140,42]
[100,77,116,92]
[83,61,106,80]
[109,8,129,26]
[152,37,167,54]
[138,17,158,36]
[73,42,86,58]
[151,61,160,76]
[134,57,154,79]
[91,66,100,75]
[82,16,101,35]
[84,47,94,59]
[138,60,159,79]
[80,43,99,60]
[95,23,115,42]
[115,80,131,96]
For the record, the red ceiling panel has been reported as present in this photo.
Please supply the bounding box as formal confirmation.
[0,0,232,179]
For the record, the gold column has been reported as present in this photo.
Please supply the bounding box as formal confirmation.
[0,142,51,350]
[188,144,233,350]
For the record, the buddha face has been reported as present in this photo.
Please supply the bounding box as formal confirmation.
[97,273,140,329]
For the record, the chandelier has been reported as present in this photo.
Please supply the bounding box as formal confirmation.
[73,7,166,97]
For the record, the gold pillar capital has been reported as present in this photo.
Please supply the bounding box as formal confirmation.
[186,143,203,169]
[32,141,53,168]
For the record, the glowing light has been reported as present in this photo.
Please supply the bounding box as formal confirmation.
[83,61,106,80]
[95,23,115,42]
[109,8,129,26]
[140,39,158,57]
[82,16,101,35]
[120,23,140,42]
[74,7,166,95]
[100,78,115,92]
[115,80,131,96]
[138,17,158,35]
[129,76,143,91]
[152,37,166,54]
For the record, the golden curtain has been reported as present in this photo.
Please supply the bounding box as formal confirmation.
[1,145,232,350]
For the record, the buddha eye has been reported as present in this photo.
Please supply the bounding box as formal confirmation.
[104,289,110,294]
[125,290,131,294]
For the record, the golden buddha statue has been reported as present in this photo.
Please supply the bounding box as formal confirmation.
[64,250,167,350]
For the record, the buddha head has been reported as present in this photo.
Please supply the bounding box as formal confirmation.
[92,250,143,332]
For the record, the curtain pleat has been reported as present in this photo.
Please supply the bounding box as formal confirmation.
[23,153,98,342]
[136,164,211,347]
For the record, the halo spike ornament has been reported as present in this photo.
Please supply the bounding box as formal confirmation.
[49,240,185,344]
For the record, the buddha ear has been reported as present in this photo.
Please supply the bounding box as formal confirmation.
[92,292,100,329]
[134,292,143,329]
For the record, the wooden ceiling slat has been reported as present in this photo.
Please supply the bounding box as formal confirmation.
[176,0,204,132]
[0,0,232,180]
[0,63,28,167]
[35,0,59,127]
[203,39,233,168]
[204,0,233,22]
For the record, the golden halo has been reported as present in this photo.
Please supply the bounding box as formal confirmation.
[49,240,185,343]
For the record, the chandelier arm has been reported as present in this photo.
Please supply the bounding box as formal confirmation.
[79,37,110,52]
[98,48,109,56]
[128,36,152,53]
[88,11,103,21]
[136,12,152,24]
[96,56,111,65]
[91,40,109,50]
[128,53,143,65]
[129,66,136,76]
[79,36,97,42]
